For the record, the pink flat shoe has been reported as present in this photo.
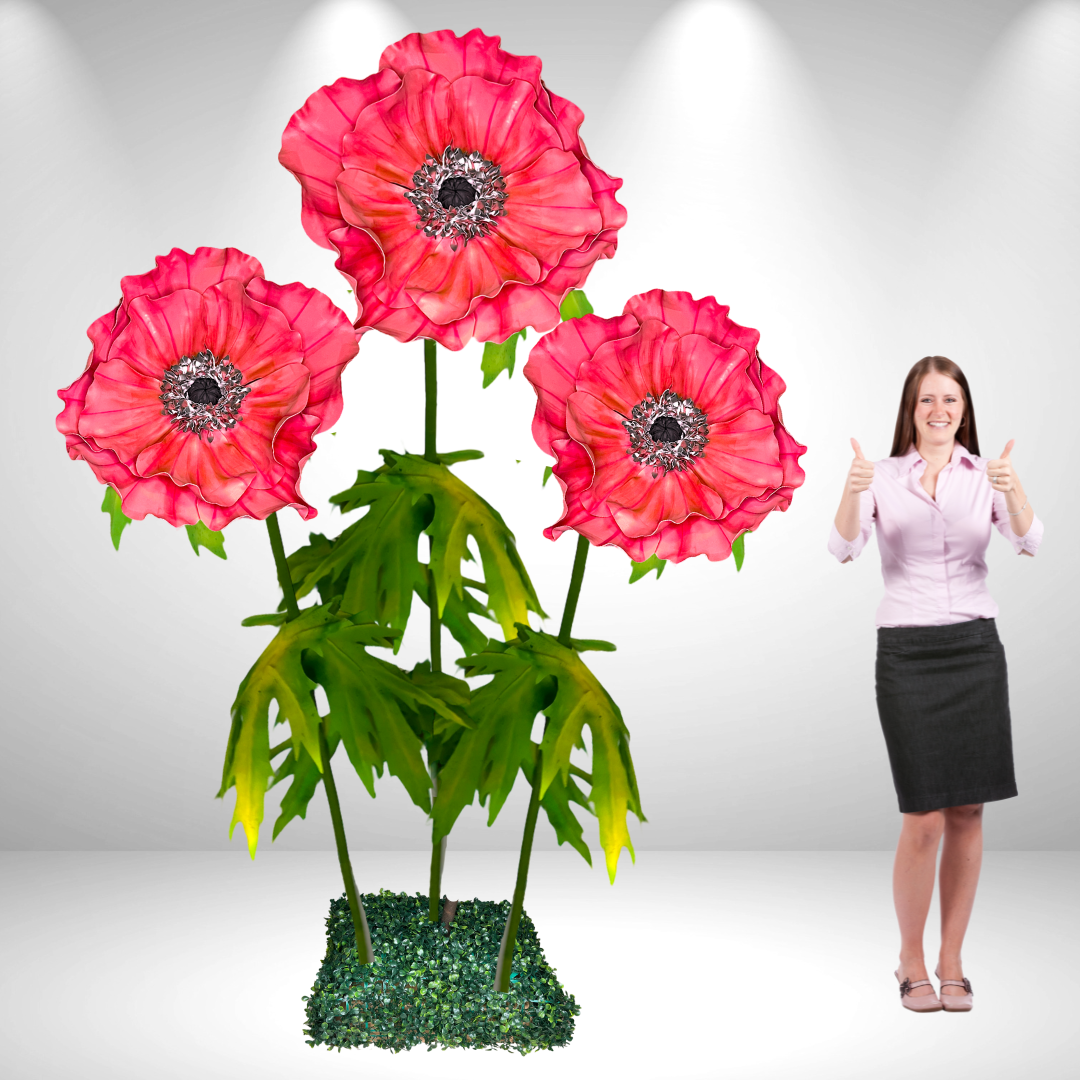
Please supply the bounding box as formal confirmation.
[895,969,943,1012]
[935,966,973,1012]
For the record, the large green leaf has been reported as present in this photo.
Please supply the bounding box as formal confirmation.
[301,627,470,811]
[217,605,346,858]
[529,749,594,867]
[289,451,545,645]
[267,732,339,840]
[430,650,552,843]
[443,627,644,881]
[217,607,420,858]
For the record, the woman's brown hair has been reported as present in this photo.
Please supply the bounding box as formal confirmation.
[890,355,980,458]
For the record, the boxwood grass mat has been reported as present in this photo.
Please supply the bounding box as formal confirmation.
[303,890,580,1053]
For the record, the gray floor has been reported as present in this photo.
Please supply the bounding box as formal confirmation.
[2,851,1077,1079]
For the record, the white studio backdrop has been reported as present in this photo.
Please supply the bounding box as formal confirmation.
[0,0,1075,855]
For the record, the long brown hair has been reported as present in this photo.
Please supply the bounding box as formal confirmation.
[890,355,980,458]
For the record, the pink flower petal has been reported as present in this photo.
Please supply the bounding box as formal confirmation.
[495,147,603,271]
[574,320,680,413]
[447,76,558,174]
[201,280,304,381]
[245,278,359,433]
[692,410,784,503]
[121,247,265,303]
[625,290,760,356]
[523,312,640,453]
[135,427,255,506]
[380,28,543,88]
[672,334,761,419]
[110,291,205,380]
[79,357,173,463]
[279,70,402,249]
[407,234,541,324]
[341,68,451,186]
[608,466,728,537]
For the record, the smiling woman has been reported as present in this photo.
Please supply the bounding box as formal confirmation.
[829,353,1043,1013]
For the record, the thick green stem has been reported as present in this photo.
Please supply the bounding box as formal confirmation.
[494,747,544,992]
[265,516,370,961]
[558,534,590,646]
[496,534,592,990]
[266,512,300,621]
[319,719,373,964]
[423,337,446,921]
[428,763,447,924]
[423,338,438,463]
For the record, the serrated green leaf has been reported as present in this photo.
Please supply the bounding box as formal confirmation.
[268,733,340,840]
[456,628,644,882]
[629,555,666,584]
[291,452,546,647]
[527,748,593,867]
[186,520,227,559]
[414,565,492,656]
[301,635,461,811]
[431,643,551,841]
[240,612,289,627]
[568,638,616,653]
[732,530,748,571]
[436,449,485,465]
[480,329,525,388]
[218,605,347,857]
[542,466,553,488]
[100,486,131,550]
[559,290,594,321]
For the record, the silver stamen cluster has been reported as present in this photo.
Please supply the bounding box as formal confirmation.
[159,349,250,443]
[405,145,507,251]
[623,389,710,477]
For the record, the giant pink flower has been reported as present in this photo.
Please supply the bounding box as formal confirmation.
[279,28,625,350]
[57,247,359,529]
[524,290,806,563]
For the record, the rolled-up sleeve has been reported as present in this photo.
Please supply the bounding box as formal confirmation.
[992,494,1043,555]
[829,489,875,562]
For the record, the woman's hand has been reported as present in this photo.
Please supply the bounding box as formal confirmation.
[986,440,1016,493]
[846,438,875,495]
[835,438,873,548]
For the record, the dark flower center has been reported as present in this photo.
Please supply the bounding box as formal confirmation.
[437,176,478,209]
[187,376,222,406]
[159,349,250,443]
[649,415,683,443]
[405,145,508,251]
[623,389,710,477]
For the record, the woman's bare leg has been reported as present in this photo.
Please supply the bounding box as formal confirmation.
[937,803,984,994]
[894,809,946,994]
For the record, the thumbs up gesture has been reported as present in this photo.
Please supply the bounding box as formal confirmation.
[846,438,875,495]
[986,439,1016,493]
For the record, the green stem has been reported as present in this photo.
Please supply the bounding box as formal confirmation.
[319,719,373,964]
[494,747,544,992]
[265,516,370,961]
[266,512,300,621]
[558,534,590,646]
[423,338,437,463]
[423,337,445,921]
[496,534,592,991]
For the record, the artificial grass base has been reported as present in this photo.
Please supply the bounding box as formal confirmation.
[303,890,580,1053]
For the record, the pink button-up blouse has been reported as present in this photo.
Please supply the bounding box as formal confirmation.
[828,444,1043,627]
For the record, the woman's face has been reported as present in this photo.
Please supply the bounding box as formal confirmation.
[913,371,965,452]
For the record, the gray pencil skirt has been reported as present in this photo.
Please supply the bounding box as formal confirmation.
[875,618,1018,813]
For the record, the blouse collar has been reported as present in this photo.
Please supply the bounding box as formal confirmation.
[897,443,979,475]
